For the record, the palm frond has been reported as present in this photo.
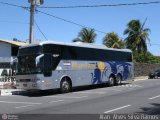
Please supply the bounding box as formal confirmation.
[124,19,150,53]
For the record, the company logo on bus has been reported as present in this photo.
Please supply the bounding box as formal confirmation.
[91,62,132,84]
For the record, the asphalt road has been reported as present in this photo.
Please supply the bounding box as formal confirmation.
[0,79,160,120]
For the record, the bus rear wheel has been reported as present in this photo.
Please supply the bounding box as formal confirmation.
[108,75,115,87]
[60,78,72,93]
[115,74,122,86]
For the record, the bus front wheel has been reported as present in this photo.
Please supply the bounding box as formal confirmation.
[60,78,72,93]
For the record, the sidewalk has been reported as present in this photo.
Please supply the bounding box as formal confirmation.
[134,76,148,81]
[0,89,25,96]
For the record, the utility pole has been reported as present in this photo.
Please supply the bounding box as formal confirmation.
[28,0,44,44]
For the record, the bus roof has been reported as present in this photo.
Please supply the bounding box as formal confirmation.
[19,41,132,53]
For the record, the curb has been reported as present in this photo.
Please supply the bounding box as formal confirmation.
[0,89,24,96]
[134,76,148,81]
[0,90,12,96]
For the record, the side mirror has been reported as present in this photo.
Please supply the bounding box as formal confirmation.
[11,58,18,69]
[36,54,44,67]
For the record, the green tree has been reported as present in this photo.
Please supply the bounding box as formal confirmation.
[72,28,96,43]
[103,32,125,49]
[124,19,150,53]
[133,51,160,64]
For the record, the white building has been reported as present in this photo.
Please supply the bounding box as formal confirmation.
[0,39,26,75]
[0,39,26,88]
[0,39,26,61]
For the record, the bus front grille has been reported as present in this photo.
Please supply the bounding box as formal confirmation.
[19,79,31,82]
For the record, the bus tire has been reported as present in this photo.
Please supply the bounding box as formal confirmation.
[108,75,115,87]
[154,75,158,79]
[60,77,72,93]
[115,74,122,86]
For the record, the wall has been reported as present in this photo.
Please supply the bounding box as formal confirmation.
[0,43,11,57]
[134,62,160,77]
[0,42,17,89]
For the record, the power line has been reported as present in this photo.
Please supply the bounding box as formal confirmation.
[0,1,159,35]
[34,10,160,46]
[37,10,107,34]
[0,2,105,39]
[35,20,48,40]
[1,1,159,46]
[0,1,47,42]
[0,1,28,9]
[38,1,160,9]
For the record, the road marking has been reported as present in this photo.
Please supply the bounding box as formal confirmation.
[50,100,64,103]
[75,91,106,94]
[15,105,35,109]
[46,96,88,99]
[116,84,142,88]
[104,105,131,113]
[149,95,160,100]
[112,89,122,92]
[98,92,107,95]
[0,101,42,105]
[135,85,143,87]
[134,77,149,81]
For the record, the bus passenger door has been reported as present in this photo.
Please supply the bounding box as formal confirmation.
[43,54,52,77]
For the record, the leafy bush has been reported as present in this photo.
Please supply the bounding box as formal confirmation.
[133,51,160,64]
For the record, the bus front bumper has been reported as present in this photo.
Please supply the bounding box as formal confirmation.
[15,81,40,90]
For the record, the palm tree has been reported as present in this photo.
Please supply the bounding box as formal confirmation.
[72,28,96,43]
[112,40,125,49]
[103,32,125,49]
[124,19,150,53]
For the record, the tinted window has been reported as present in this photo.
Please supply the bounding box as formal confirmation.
[155,69,160,72]
[43,44,61,54]
[61,46,77,60]
[93,49,132,62]
[72,47,94,60]
[0,63,10,68]
[42,44,132,62]
[61,46,132,62]
[18,46,42,56]
[17,54,42,75]
[11,46,19,56]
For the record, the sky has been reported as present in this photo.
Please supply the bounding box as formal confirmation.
[0,0,160,55]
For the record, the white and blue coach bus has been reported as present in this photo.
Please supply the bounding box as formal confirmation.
[16,41,134,93]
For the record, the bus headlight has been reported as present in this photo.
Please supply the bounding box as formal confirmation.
[32,84,37,87]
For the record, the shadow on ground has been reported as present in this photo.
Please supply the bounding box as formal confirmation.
[12,82,130,97]
[136,103,160,115]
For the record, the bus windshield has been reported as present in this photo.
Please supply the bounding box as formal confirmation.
[18,46,42,56]
[17,46,43,75]
[17,54,42,75]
